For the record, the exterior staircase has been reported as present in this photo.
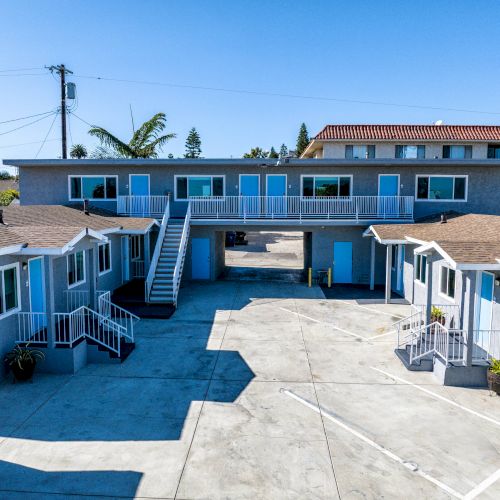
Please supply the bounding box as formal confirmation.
[150,220,184,303]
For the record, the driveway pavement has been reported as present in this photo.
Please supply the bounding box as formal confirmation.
[0,281,500,499]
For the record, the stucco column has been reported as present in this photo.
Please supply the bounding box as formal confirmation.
[144,231,151,276]
[43,256,56,349]
[88,246,97,310]
[385,244,392,304]
[464,271,477,367]
[425,256,433,326]
[370,237,376,291]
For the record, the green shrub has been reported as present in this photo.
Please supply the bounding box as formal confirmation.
[0,189,19,206]
[490,359,500,375]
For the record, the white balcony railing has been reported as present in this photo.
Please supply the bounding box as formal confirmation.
[189,196,414,221]
[117,195,169,217]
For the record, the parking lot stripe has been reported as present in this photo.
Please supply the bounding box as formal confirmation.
[367,329,397,339]
[282,389,463,499]
[463,468,500,499]
[333,299,406,319]
[371,367,500,428]
[278,307,366,340]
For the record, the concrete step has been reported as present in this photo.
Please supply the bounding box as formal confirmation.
[395,348,434,371]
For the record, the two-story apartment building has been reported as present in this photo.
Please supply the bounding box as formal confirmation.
[2,123,500,384]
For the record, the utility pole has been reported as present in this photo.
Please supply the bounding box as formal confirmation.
[47,64,73,158]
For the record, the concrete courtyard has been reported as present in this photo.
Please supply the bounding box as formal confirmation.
[0,281,500,499]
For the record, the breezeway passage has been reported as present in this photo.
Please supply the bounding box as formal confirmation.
[0,281,499,499]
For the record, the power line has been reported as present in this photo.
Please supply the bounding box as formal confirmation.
[74,73,500,116]
[70,112,93,127]
[35,112,59,158]
[0,138,60,150]
[0,112,57,137]
[0,110,55,125]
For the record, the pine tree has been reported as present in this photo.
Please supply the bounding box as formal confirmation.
[296,123,309,157]
[184,127,202,158]
[269,147,279,158]
[279,143,288,158]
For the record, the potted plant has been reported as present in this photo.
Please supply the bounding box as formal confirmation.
[4,344,45,382]
[430,306,446,326]
[487,359,500,395]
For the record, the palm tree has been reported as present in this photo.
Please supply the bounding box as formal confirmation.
[70,144,88,159]
[88,112,176,158]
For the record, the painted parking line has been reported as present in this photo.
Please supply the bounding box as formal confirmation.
[333,299,406,319]
[371,367,500,428]
[464,468,500,500]
[282,389,463,499]
[278,307,366,340]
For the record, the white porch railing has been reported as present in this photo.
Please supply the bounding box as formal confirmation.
[172,203,191,306]
[131,259,145,279]
[63,290,90,312]
[98,291,139,342]
[16,312,48,344]
[189,196,414,221]
[472,330,500,363]
[117,195,169,217]
[145,202,170,302]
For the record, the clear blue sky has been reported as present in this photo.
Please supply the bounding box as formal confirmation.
[1,0,499,162]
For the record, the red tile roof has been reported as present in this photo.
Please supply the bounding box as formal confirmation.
[314,125,500,142]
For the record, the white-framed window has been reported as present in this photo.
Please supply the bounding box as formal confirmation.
[67,250,86,288]
[301,175,352,197]
[391,245,397,271]
[416,175,467,201]
[130,235,143,261]
[345,145,375,159]
[0,263,20,318]
[174,175,225,200]
[69,175,118,201]
[442,145,472,159]
[439,265,456,300]
[395,145,425,159]
[98,242,112,275]
[414,254,427,284]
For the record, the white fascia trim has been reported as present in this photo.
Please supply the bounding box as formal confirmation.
[362,226,407,244]
[62,228,106,254]
[362,227,375,238]
[456,263,500,271]
[100,227,122,235]
[414,241,458,269]
[405,236,429,246]
[0,244,24,256]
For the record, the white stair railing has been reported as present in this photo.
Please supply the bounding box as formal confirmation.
[172,203,191,306]
[63,290,90,312]
[98,292,139,342]
[394,306,424,348]
[55,306,126,355]
[407,322,447,363]
[145,201,170,302]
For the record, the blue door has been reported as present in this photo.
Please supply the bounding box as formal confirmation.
[130,175,150,215]
[266,175,287,216]
[29,258,47,332]
[333,242,353,283]
[378,175,399,217]
[475,272,494,350]
[192,238,210,279]
[240,175,260,216]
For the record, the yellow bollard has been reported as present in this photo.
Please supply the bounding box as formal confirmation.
[308,267,312,287]
[328,268,332,288]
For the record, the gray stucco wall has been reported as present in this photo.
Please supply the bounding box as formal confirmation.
[18,162,500,219]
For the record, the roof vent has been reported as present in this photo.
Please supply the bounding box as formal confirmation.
[83,199,90,215]
[440,213,447,224]
[434,120,444,126]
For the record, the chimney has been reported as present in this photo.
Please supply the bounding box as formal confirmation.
[83,199,89,215]
[440,213,447,224]
[0,209,3,224]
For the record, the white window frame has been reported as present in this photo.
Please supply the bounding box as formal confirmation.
[67,250,86,289]
[128,174,150,196]
[439,264,456,302]
[174,175,226,201]
[300,174,353,198]
[68,175,118,201]
[415,174,468,202]
[378,174,400,196]
[0,262,21,319]
[238,174,260,196]
[414,253,427,286]
[98,241,112,276]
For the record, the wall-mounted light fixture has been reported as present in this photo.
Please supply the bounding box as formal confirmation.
[22,262,28,271]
